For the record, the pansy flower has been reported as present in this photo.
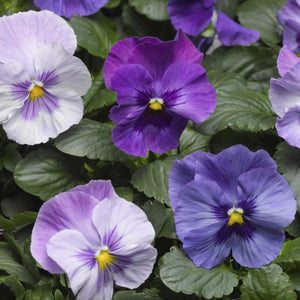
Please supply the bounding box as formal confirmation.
[269,45,300,148]
[169,145,296,269]
[0,11,91,145]
[103,30,217,157]
[277,0,300,53]
[31,180,157,300]
[34,0,110,19]
[168,0,260,46]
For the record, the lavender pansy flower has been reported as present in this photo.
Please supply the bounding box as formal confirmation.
[31,180,157,300]
[34,0,110,19]
[169,145,296,269]
[168,0,260,46]
[0,11,91,145]
[104,31,217,156]
[278,0,300,53]
[269,45,300,148]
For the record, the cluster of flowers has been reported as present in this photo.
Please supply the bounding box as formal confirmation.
[1,1,300,299]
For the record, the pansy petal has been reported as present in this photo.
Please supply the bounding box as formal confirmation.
[276,106,300,148]
[168,0,216,36]
[111,121,147,157]
[277,45,300,77]
[3,89,83,145]
[232,227,285,268]
[47,229,113,300]
[31,191,100,273]
[103,36,160,90]
[70,179,117,200]
[269,69,300,118]
[92,197,155,249]
[162,61,216,123]
[112,244,157,289]
[34,0,110,19]
[34,43,92,96]
[142,113,187,154]
[0,62,30,122]
[0,10,76,75]
[109,104,146,124]
[216,12,260,46]
[110,64,153,105]
[171,30,204,65]
[238,168,296,229]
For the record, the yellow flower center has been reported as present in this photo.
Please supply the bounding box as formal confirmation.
[149,98,164,110]
[227,207,244,226]
[29,85,44,101]
[95,247,115,271]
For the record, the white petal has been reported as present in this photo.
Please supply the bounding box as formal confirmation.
[35,43,92,96]
[0,10,76,76]
[47,229,113,300]
[3,89,83,145]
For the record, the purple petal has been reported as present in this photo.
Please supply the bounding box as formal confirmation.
[276,106,300,148]
[162,61,216,123]
[0,11,76,76]
[216,12,260,46]
[232,227,285,268]
[34,0,110,19]
[110,64,154,105]
[168,0,216,36]
[237,168,296,229]
[92,196,155,248]
[70,179,117,200]
[170,30,204,65]
[277,45,300,77]
[47,229,114,300]
[269,63,300,118]
[280,0,300,52]
[31,191,100,273]
[103,36,161,90]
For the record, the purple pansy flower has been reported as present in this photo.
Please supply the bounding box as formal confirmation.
[269,45,300,148]
[103,30,217,157]
[169,145,296,269]
[34,0,110,19]
[0,11,91,145]
[168,0,260,46]
[278,0,300,53]
[31,180,157,300]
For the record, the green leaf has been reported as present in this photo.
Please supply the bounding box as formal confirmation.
[159,247,239,299]
[69,12,118,58]
[132,155,182,205]
[274,142,300,210]
[143,200,167,237]
[128,0,169,21]
[0,242,35,284]
[179,127,210,155]
[122,4,174,40]
[83,71,116,114]
[14,148,83,201]
[207,71,247,92]
[24,286,55,300]
[286,213,300,238]
[197,90,276,135]
[2,144,22,172]
[0,216,15,230]
[158,208,177,239]
[0,275,25,300]
[203,46,278,93]
[215,0,239,19]
[113,290,162,299]
[238,0,287,47]
[240,264,296,300]
[55,119,132,162]
[275,238,300,263]
[105,0,121,9]
[115,186,134,202]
